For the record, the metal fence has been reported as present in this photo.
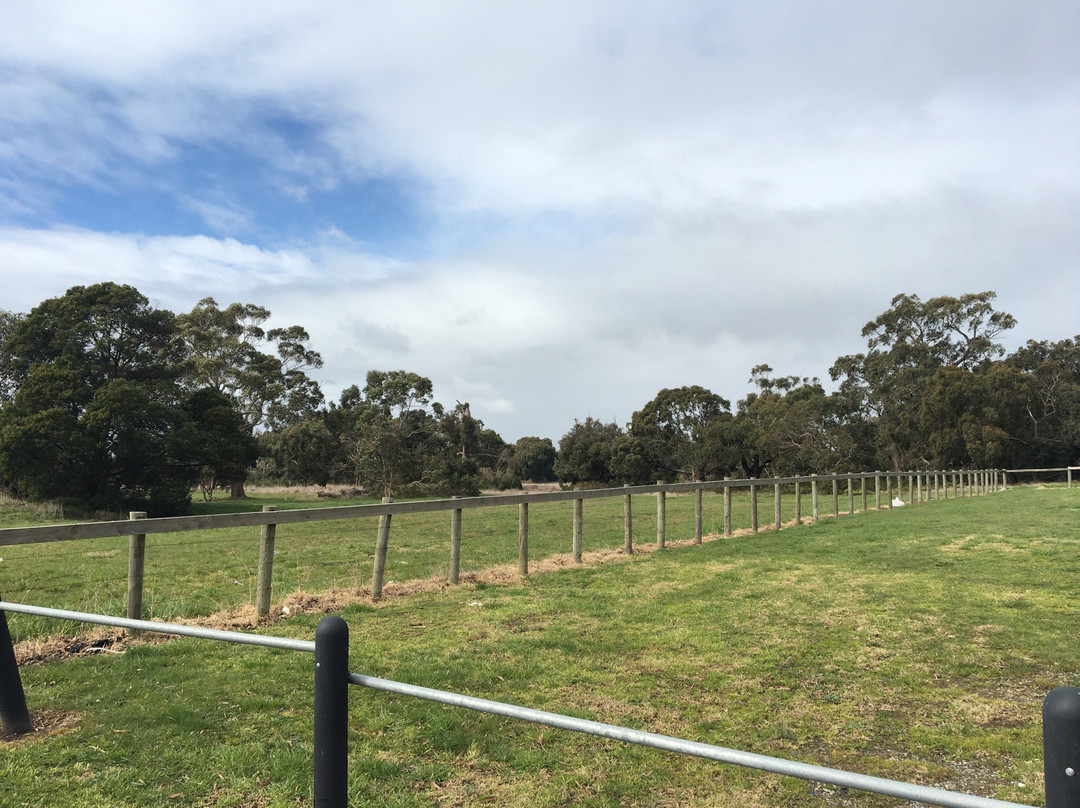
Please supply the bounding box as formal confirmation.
[2,604,1072,808]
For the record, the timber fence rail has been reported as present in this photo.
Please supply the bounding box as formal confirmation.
[0,605,1071,807]
[0,470,1007,622]
[1004,467,1080,487]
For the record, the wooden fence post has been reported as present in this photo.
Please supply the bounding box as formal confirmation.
[861,476,868,512]
[656,483,666,549]
[572,488,583,563]
[256,505,278,617]
[694,487,703,544]
[623,484,633,554]
[723,478,732,537]
[126,511,147,632]
[519,498,529,575]
[832,479,839,517]
[795,480,802,525]
[875,474,881,509]
[888,475,894,508]
[371,497,392,600]
[811,479,819,522]
[774,480,782,530]
[750,482,758,533]
[847,478,854,514]
[450,497,463,584]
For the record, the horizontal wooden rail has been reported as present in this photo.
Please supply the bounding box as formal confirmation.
[0,470,1003,548]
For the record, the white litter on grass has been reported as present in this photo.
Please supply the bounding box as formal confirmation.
[892,497,906,507]
[281,606,291,615]
[468,601,483,607]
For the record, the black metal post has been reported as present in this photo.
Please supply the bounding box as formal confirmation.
[1045,686,1080,808]
[313,615,349,807]
[0,609,33,735]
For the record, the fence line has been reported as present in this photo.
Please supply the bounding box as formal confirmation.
[1004,467,1079,488]
[0,605,1053,808]
[0,470,1006,547]
[0,469,1008,621]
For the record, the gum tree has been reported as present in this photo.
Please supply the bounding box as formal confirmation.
[830,292,1016,470]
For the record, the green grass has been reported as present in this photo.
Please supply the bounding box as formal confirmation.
[1,485,1076,806]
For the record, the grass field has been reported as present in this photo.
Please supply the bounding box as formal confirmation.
[1,484,1077,807]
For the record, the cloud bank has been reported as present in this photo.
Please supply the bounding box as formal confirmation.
[0,2,1077,439]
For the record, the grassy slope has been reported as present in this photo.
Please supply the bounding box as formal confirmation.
[2,486,1077,807]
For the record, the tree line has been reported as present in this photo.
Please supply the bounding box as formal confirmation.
[1,284,1077,515]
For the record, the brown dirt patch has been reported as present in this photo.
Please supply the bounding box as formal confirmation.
[0,708,84,744]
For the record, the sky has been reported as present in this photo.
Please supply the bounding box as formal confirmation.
[1,1,1078,442]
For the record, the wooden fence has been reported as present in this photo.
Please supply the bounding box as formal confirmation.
[1004,466,1079,487]
[0,470,1007,621]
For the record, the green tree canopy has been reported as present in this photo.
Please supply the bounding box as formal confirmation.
[511,436,557,482]
[1003,337,1080,466]
[0,309,25,403]
[176,297,324,495]
[831,292,1016,470]
[331,371,489,497]
[181,388,260,501]
[729,366,847,477]
[0,284,197,513]
[629,385,732,481]
[554,418,623,485]
[177,297,324,432]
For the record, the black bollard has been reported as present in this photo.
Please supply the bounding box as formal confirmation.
[313,615,350,807]
[0,609,33,735]
[1044,686,1080,808]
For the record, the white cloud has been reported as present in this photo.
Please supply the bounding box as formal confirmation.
[0,2,1078,442]
[2,2,1077,216]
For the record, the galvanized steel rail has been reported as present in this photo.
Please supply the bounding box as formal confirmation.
[0,601,314,653]
[0,604,1054,808]
[347,669,1029,808]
